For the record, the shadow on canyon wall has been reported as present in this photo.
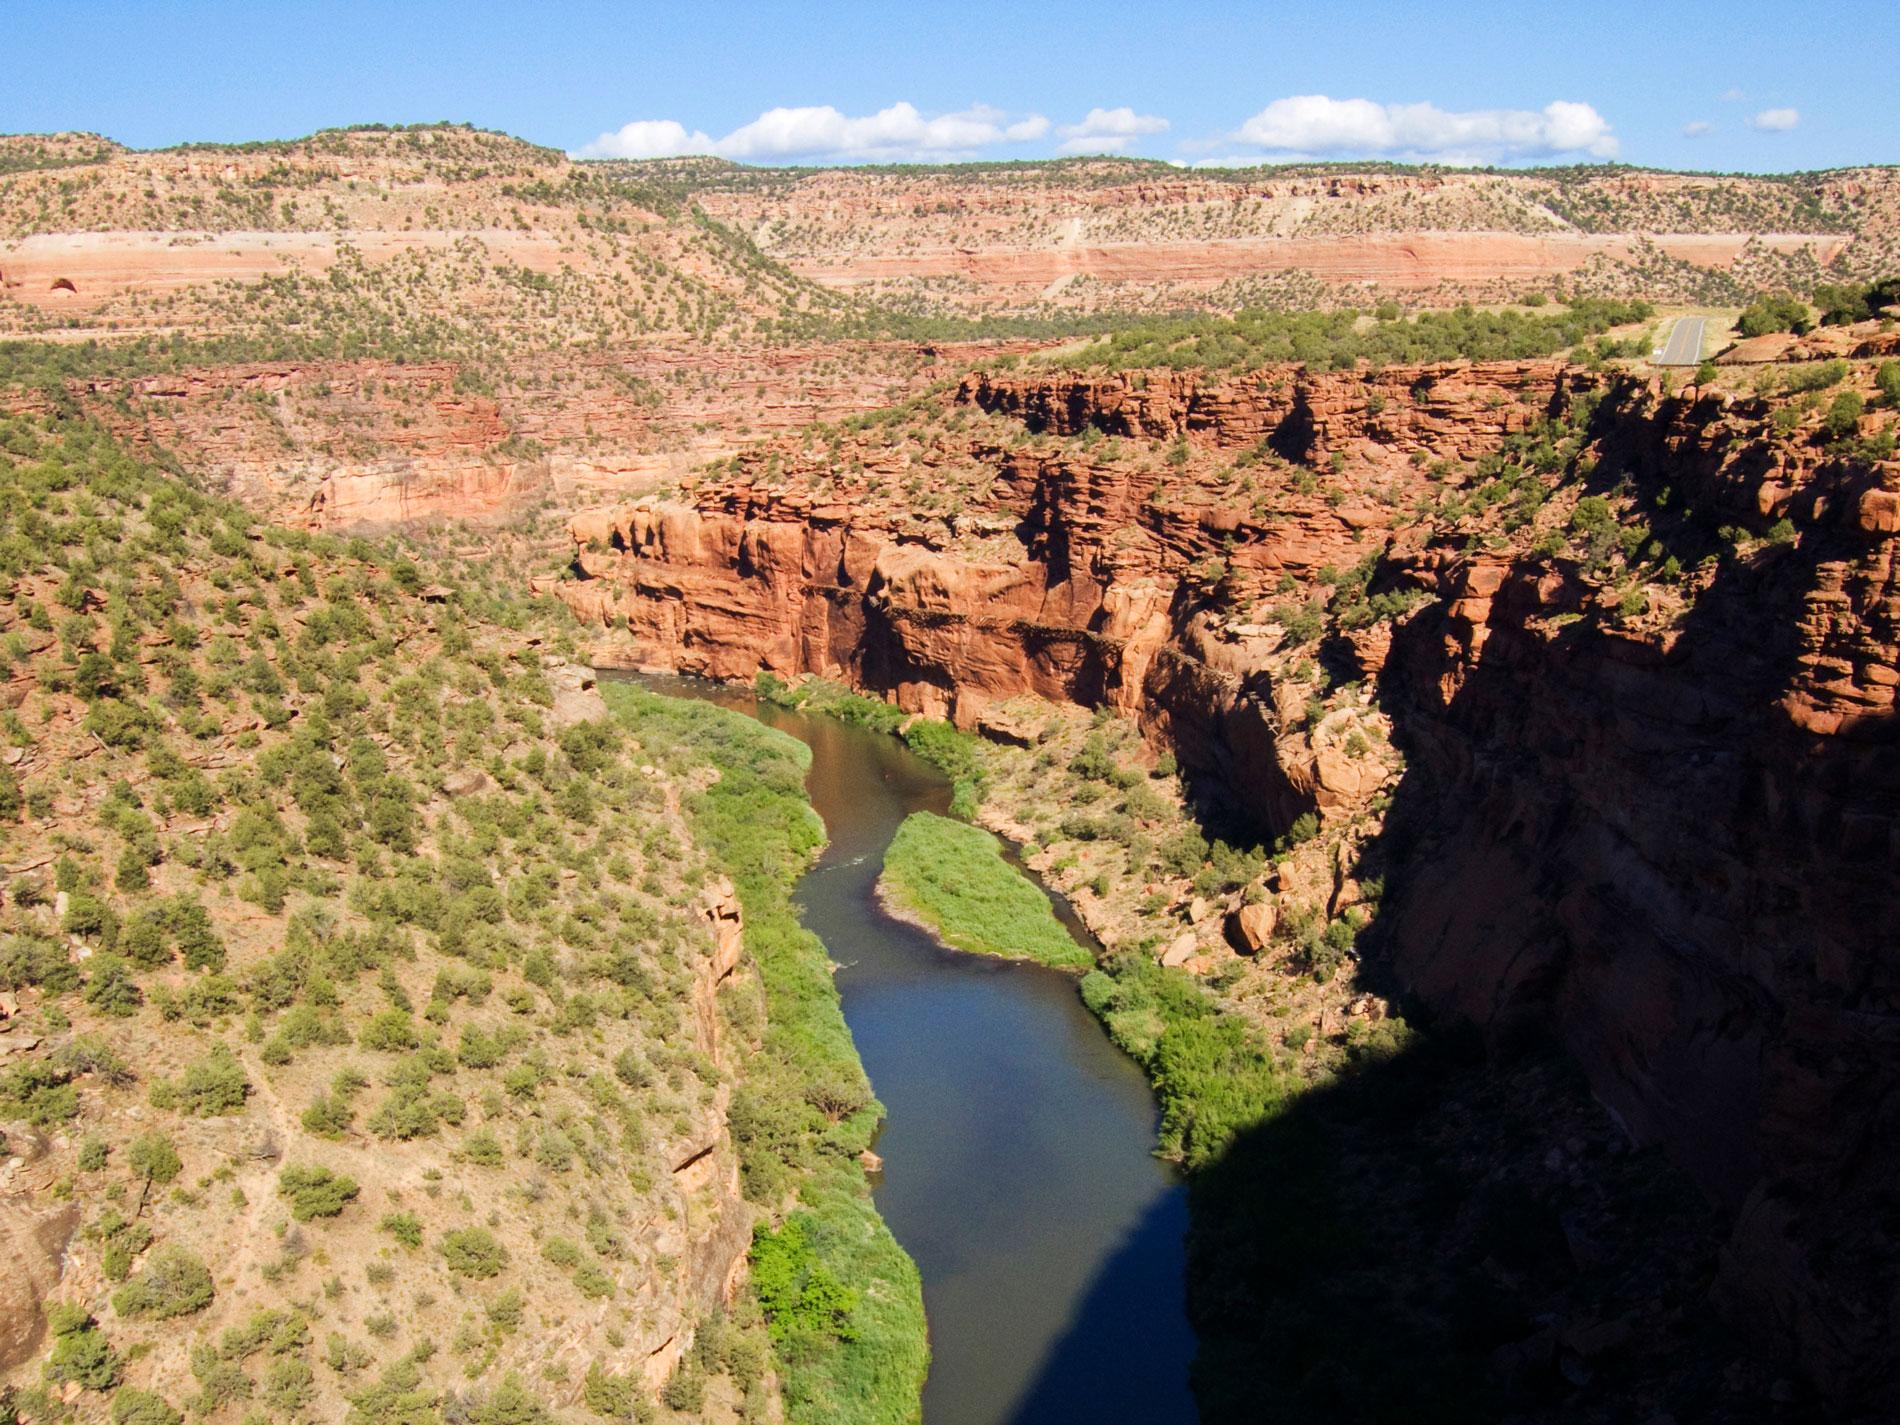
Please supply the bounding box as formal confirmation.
[1240,384,1899,1421]
[1184,1035,1799,1425]
[1018,384,1899,1423]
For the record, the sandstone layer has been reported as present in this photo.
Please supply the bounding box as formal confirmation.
[558,357,1900,1411]
[690,160,1900,310]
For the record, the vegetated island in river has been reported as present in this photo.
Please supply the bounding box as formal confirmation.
[877,810,1094,971]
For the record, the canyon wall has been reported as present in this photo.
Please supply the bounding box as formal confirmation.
[556,360,1899,1408]
[690,162,1900,310]
[52,343,992,529]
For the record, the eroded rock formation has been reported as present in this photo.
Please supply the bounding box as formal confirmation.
[557,358,1899,1409]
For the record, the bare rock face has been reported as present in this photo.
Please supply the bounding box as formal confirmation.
[701,880,746,986]
[0,1129,79,1372]
[555,359,1583,804]
[560,357,1900,1411]
[1372,388,1900,1409]
[544,660,609,729]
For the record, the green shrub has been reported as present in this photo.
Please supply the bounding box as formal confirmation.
[1737,293,1810,337]
[1785,358,1849,393]
[62,891,116,941]
[85,1208,152,1280]
[1813,277,1900,326]
[573,1264,616,1299]
[1081,954,1298,1168]
[751,1217,860,1348]
[380,1211,424,1248]
[85,699,159,750]
[1159,828,1211,876]
[264,1356,313,1413]
[0,1059,81,1125]
[358,1008,419,1052]
[438,1227,506,1279]
[1055,299,1654,372]
[485,1290,524,1333]
[189,1341,251,1410]
[301,1092,353,1138]
[460,1130,504,1166]
[1824,389,1866,439]
[112,1245,214,1319]
[110,1388,183,1425]
[276,1165,360,1222]
[153,1045,249,1115]
[45,1304,121,1390]
[83,955,143,1017]
[660,1368,704,1414]
[120,912,171,968]
[580,1363,648,1420]
[902,719,986,817]
[366,1083,463,1140]
[471,1376,553,1425]
[128,1132,182,1185]
[168,898,226,972]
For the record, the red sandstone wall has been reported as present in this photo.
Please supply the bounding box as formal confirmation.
[556,361,1900,1408]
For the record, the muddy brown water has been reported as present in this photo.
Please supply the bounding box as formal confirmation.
[625,676,1195,1425]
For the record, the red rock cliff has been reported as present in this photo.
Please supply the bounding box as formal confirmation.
[556,358,1899,1409]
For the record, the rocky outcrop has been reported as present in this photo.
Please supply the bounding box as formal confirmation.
[555,360,1588,837]
[558,358,1900,1410]
[52,343,1017,530]
[0,1128,80,1373]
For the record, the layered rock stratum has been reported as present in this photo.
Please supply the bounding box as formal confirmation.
[559,353,1900,1411]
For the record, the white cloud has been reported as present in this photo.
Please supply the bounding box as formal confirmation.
[1056,106,1170,153]
[1749,107,1800,132]
[577,102,1050,162]
[578,119,716,160]
[1682,120,1714,138]
[1223,95,1619,163]
[1721,87,1747,102]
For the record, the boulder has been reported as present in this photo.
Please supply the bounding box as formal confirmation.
[975,704,1044,748]
[546,661,609,729]
[1159,930,1199,968]
[1225,901,1278,955]
[441,767,491,799]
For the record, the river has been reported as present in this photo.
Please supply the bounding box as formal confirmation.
[627,677,1196,1425]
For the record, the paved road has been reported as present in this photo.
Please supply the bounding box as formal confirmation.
[1657,315,1708,366]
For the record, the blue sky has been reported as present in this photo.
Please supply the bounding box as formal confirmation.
[6,1,1894,172]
